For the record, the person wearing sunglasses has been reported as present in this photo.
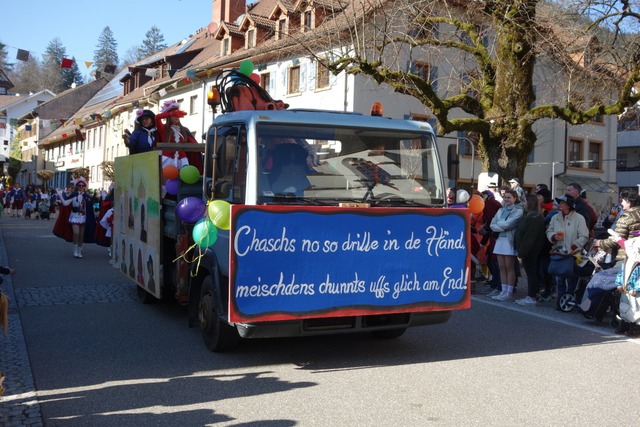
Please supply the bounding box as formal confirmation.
[56,177,97,258]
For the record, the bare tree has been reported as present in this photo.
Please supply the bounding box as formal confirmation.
[314,0,640,180]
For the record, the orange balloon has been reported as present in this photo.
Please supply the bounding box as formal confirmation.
[468,194,485,214]
[163,165,180,180]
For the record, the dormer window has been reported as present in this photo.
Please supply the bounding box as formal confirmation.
[277,18,287,39]
[247,29,255,49]
[222,37,230,56]
[302,10,313,31]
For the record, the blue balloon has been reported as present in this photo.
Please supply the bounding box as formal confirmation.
[175,197,206,223]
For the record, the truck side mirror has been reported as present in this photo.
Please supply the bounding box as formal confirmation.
[447,144,459,181]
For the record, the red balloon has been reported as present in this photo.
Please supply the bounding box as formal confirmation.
[250,73,260,84]
[468,194,485,214]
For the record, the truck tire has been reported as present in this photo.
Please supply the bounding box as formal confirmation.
[199,275,239,352]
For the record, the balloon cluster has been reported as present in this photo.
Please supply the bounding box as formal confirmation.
[162,164,231,250]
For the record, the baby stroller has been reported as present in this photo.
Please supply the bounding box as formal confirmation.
[38,200,50,220]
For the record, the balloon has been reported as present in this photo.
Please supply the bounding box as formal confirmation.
[165,178,179,196]
[207,200,231,230]
[163,165,179,180]
[239,60,254,76]
[192,218,218,248]
[468,194,485,214]
[176,197,206,223]
[249,73,260,84]
[179,165,200,184]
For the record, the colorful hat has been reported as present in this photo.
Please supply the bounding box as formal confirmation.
[160,100,181,113]
[135,109,155,125]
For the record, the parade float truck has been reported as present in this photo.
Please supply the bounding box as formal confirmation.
[113,70,471,352]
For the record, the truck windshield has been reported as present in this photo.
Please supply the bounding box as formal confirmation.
[257,123,445,206]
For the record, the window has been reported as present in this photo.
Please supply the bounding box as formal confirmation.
[260,73,270,91]
[278,18,287,39]
[222,38,230,56]
[302,10,313,31]
[190,95,198,115]
[588,141,602,170]
[288,66,300,94]
[568,138,583,167]
[247,29,255,49]
[316,62,330,89]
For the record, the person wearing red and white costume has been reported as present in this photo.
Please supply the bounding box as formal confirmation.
[155,100,203,173]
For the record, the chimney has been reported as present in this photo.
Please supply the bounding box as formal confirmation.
[212,0,246,25]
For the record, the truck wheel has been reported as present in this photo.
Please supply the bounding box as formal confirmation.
[199,276,239,352]
[371,328,407,339]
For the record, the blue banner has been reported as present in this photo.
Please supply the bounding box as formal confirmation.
[230,206,470,321]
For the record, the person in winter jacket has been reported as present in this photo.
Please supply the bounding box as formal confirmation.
[490,189,524,301]
[514,194,546,306]
[546,195,589,307]
[126,109,157,154]
[594,191,640,262]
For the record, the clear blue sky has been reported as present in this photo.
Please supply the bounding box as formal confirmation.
[1,0,212,79]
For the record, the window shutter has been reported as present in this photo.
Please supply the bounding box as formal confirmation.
[300,62,308,92]
[309,62,317,91]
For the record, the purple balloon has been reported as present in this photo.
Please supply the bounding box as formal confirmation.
[176,197,206,223]
[165,179,179,196]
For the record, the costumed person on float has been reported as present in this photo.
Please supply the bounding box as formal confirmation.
[155,100,203,173]
[54,177,97,258]
[124,109,157,154]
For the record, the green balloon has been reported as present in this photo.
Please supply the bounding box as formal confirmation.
[239,60,254,76]
[192,218,218,248]
[207,200,231,230]
[179,165,199,184]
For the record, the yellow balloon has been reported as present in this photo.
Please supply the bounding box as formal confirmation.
[207,200,231,230]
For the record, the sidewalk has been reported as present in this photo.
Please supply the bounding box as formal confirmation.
[0,218,43,426]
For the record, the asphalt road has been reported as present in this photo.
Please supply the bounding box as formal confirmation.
[1,216,639,426]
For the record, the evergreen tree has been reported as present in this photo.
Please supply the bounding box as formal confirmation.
[62,59,84,88]
[138,26,168,59]
[94,26,119,74]
[0,40,13,72]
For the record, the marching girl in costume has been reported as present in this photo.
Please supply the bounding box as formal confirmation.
[55,177,97,258]
[155,100,203,173]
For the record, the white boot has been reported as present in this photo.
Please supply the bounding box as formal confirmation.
[77,246,83,258]
[73,245,79,258]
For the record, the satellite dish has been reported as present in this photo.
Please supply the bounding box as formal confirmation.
[207,22,218,34]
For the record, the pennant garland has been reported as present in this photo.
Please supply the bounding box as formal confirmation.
[84,61,93,68]
[60,58,74,69]
[74,118,83,125]
[168,69,177,77]
[186,70,196,79]
[16,49,30,62]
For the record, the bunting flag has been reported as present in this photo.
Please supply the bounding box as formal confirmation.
[42,120,50,128]
[168,69,177,77]
[145,68,157,78]
[16,49,30,62]
[84,61,93,68]
[89,114,96,120]
[132,100,139,108]
[25,125,32,131]
[186,70,196,79]
[159,88,167,97]
[172,82,179,89]
[9,118,18,126]
[60,58,74,69]
[206,69,213,77]
[75,129,85,141]
[74,118,83,125]
[104,64,116,74]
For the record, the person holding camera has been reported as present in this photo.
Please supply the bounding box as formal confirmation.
[55,177,97,258]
